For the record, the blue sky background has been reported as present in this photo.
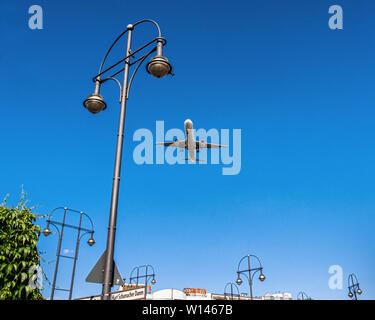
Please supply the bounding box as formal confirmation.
[1,0,374,300]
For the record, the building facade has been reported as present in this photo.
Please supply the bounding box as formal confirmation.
[116,286,292,300]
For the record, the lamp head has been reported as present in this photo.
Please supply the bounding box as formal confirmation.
[83,93,107,114]
[146,56,173,78]
[348,291,353,298]
[357,288,362,295]
[259,273,266,282]
[151,278,156,285]
[43,227,51,237]
[236,276,243,285]
[87,237,95,246]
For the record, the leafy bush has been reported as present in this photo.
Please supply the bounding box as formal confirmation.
[0,192,45,300]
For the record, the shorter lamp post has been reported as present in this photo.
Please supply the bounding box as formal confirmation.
[128,265,156,293]
[43,207,95,300]
[235,254,265,300]
[297,291,310,300]
[348,273,362,300]
[224,282,240,300]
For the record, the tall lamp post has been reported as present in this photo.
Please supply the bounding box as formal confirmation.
[82,20,173,300]
[235,254,265,300]
[42,207,95,300]
[348,273,362,300]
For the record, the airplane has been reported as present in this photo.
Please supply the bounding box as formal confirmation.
[156,119,227,162]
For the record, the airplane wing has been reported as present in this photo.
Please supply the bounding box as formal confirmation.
[156,139,186,148]
[156,142,175,147]
[196,141,228,149]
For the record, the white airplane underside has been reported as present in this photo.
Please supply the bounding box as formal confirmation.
[156,119,227,162]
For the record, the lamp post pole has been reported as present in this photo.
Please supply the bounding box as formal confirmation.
[83,20,173,300]
[49,208,67,300]
[247,255,253,299]
[101,24,133,300]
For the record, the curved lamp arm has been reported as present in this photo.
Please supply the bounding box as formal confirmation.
[79,230,94,241]
[100,77,123,102]
[237,254,263,272]
[126,47,157,99]
[45,206,67,221]
[250,254,263,269]
[97,19,163,77]
[46,221,61,237]
[348,273,359,287]
[98,29,129,75]
[348,274,353,287]
[133,19,162,38]
[129,266,140,279]
[239,271,250,281]
[101,76,123,91]
[250,268,262,281]
[46,207,94,232]
[129,266,142,286]
[81,212,95,232]
[145,264,156,276]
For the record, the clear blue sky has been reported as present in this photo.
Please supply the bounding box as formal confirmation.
[1,0,374,300]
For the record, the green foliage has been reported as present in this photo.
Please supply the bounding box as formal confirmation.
[0,192,45,300]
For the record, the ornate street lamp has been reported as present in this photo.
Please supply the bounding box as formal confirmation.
[236,254,265,300]
[348,273,362,300]
[224,282,240,300]
[297,291,310,300]
[43,207,95,300]
[128,264,157,293]
[82,19,173,300]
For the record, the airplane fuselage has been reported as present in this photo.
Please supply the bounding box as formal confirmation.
[184,119,196,160]
[184,119,194,147]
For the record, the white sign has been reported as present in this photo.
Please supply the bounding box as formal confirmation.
[76,287,146,300]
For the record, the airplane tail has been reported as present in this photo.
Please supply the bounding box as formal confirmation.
[184,158,206,162]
